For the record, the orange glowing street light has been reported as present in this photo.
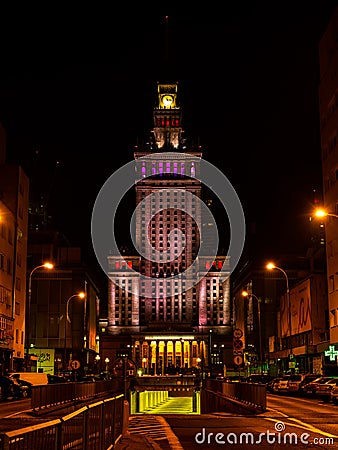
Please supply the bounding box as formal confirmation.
[313,208,338,219]
[66,291,86,323]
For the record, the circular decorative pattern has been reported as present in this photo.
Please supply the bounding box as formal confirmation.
[274,421,286,432]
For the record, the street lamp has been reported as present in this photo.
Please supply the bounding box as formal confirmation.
[313,208,338,219]
[241,291,263,374]
[64,292,86,371]
[95,354,101,373]
[266,262,292,364]
[142,357,147,374]
[26,262,54,368]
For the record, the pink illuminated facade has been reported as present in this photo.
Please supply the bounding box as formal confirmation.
[101,82,232,376]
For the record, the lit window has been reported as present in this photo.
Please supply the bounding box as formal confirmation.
[141,162,146,178]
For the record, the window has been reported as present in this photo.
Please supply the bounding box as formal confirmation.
[8,228,13,244]
[191,162,195,177]
[7,258,11,275]
[329,275,334,293]
[1,223,6,239]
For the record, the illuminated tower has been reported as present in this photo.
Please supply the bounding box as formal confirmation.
[105,82,231,375]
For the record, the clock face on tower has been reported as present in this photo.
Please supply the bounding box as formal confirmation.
[162,95,173,107]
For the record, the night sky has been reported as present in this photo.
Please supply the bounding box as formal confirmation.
[0,3,337,276]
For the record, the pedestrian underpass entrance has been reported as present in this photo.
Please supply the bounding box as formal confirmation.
[130,375,201,414]
[130,388,200,414]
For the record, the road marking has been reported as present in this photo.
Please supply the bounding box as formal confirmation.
[288,417,338,438]
[264,417,338,438]
[5,409,32,418]
[265,404,338,438]
[265,407,289,417]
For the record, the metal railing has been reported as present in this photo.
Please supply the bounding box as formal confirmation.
[0,394,124,450]
[205,380,266,412]
[31,380,121,413]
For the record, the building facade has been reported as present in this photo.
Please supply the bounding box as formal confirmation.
[319,7,338,354]
[0,156,29,374]
[27,233,100,375]
[268,274,329,375]
[100,82,233,377]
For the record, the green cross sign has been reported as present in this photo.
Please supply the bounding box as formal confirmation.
[325,345,338,361]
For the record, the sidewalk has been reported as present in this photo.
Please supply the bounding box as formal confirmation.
[115,414,183,450]
[114,431,162,450]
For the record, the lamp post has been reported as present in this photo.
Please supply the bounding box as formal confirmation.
[142,357,147,374]
[199,324,206,386]
[241,291,263,374]
[26,262,54,369]
[266,263,292,367]
[196,357,202,384]
[105,357,110,373]
[95,355,100,373]
[64,292,85,371]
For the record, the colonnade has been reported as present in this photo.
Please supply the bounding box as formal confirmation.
[132,338,207,374]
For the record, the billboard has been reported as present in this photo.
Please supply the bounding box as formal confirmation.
[280,278,311,337]
[29,348,55,374]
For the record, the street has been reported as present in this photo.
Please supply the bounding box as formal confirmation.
[163,394,338,449]
[0,398,31,419]
[1,393,338,449]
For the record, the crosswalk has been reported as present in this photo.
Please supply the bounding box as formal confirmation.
[128,414,184,449]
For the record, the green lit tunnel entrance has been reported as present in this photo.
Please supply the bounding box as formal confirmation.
[130,388,200,414]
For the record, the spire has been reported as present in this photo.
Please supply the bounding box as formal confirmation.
[164,15,169,69]
[161,15,174,81]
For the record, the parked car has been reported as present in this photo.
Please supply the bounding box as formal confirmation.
[301,376,334,397]
[267,377,283,393]
[288,374,319,395]
[11,377,33,397]
[331,384,338,405]
[47,374,69,384]
[316,378,338,402]
[9,372,48,386]
[276,375,292,394]
[0,375,29,400]
[79,374,98,382]
[246,374,273,385]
